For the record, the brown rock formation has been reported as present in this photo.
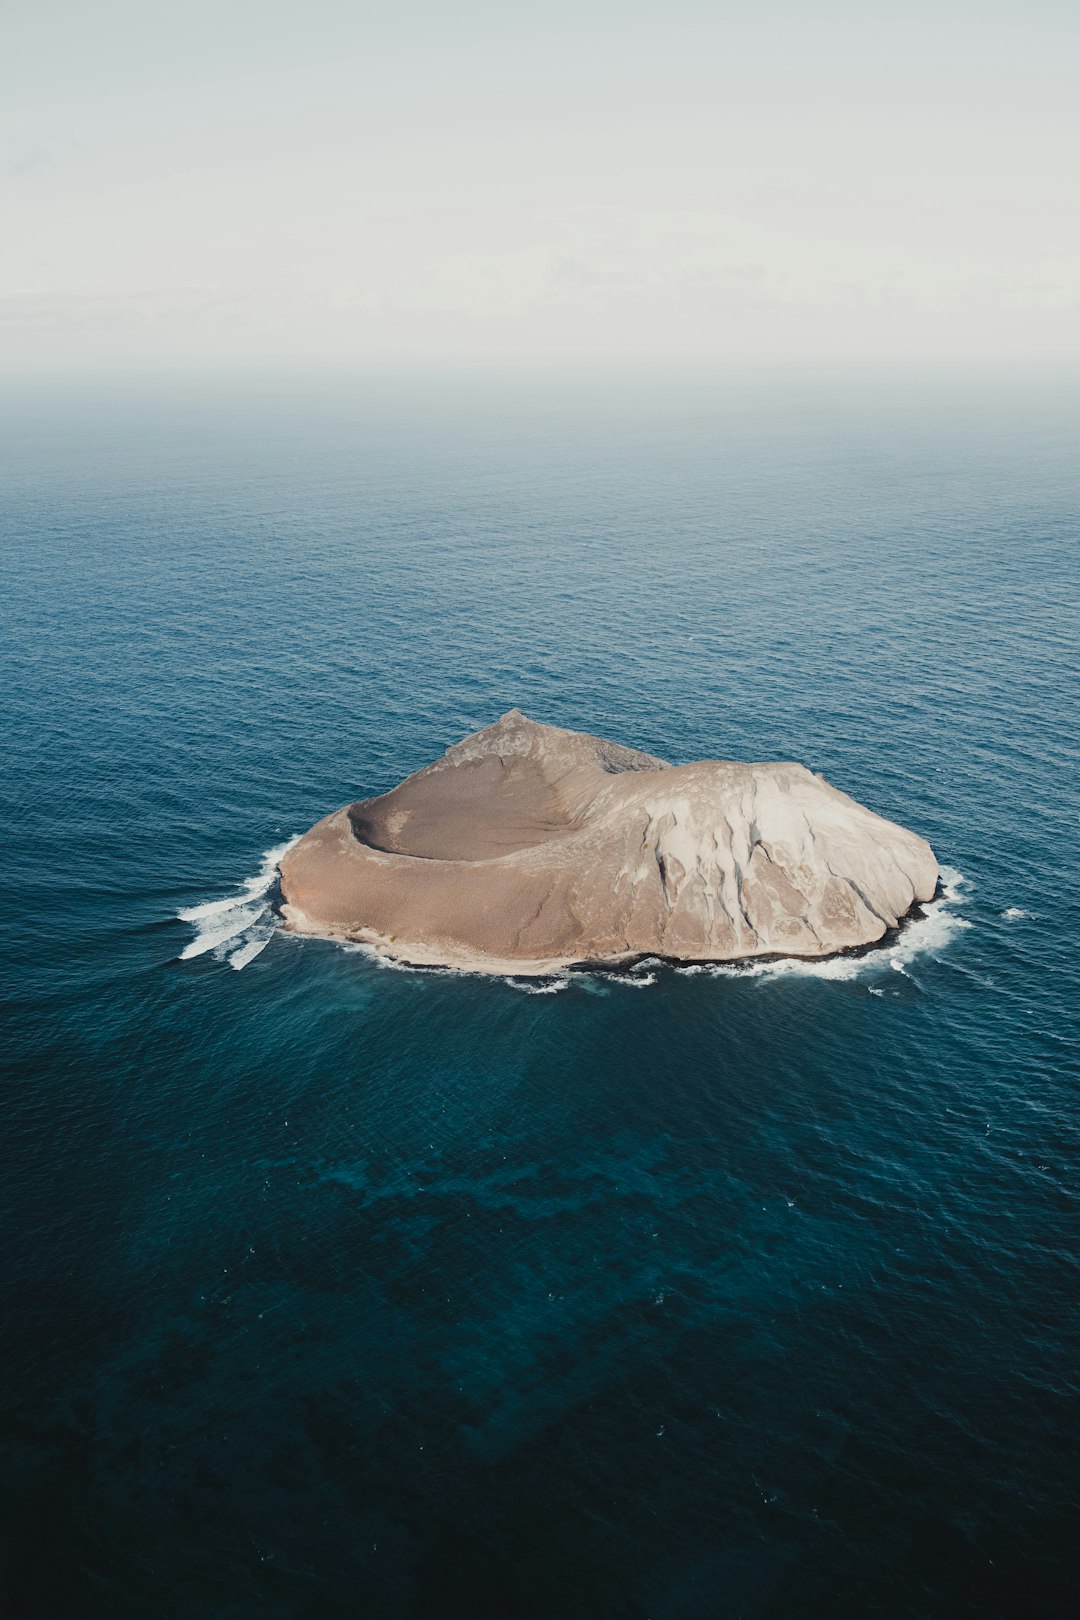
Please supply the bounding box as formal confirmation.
[278,710,939,974]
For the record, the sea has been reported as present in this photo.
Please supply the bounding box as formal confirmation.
[1,372,1077,1619]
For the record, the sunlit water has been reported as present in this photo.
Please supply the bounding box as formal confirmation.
[2,375,1078,1618]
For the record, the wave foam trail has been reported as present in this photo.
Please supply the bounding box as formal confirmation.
[177,836,299,968]
[180,904,265,960]
[228,926,275,971]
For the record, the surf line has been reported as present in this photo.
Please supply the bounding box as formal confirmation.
[176,836,299,971]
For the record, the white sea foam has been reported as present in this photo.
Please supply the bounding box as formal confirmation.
[177,836,299,969]
[228,927,275,971]
[338,941,471,980]
[177,894,252,924]
[505,976,571,994]
[179,904,265,960]
[376,953,462,979]
[1002,907,1029,920]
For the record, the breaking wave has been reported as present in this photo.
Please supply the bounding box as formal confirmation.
[177,837,299,970]
[503,976,572,994]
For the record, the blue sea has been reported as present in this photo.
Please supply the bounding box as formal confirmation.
[2,373,1078,1618]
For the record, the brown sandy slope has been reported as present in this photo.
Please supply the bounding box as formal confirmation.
[278,710,939,975]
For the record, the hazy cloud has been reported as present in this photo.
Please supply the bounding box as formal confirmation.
[2,1,1078,371]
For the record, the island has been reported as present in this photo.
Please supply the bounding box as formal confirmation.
[278,710,939,975]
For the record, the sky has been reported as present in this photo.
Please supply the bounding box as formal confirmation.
[2,0,1078,374]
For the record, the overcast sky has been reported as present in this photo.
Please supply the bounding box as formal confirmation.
[3,0,1078,373]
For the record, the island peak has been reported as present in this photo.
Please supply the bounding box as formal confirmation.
[279,716,938,975]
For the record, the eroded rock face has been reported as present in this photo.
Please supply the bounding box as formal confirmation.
[279,710,939,974]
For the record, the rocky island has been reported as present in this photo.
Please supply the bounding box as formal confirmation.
[279,710,939,975]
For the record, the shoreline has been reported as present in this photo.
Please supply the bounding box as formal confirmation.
[277,882,943,981]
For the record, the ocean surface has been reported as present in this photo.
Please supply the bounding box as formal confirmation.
[1,373,1078,1618]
